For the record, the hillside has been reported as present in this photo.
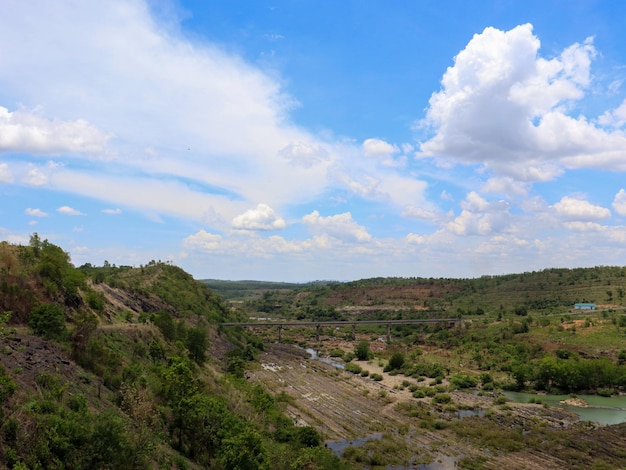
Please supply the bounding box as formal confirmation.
[0,237,349,469]
[231,267,626,320]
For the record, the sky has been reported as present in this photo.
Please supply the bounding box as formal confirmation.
[2,1,626,282]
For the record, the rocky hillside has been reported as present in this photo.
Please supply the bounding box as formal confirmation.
[0,236,349,469]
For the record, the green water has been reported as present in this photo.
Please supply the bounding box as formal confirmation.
[503,391,626,425]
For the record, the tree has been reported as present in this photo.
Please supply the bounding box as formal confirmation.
[354,340,370,361]
[218,425,268,470]
[186,326,207,365]
[297,426,321,448]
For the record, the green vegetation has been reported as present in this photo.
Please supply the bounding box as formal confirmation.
[0,236,348,469]
[3,236,626,468]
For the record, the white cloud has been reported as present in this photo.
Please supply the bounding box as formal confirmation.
[419,23,626,180]
[363,138,399,158]
[23,165,48,186]
[0,163,13,183]
[232,203,286,231]
[101,208,122,215]
[0,1,336,217]
[0,106,110,155]
[612,189,626,216]
[553,196,610,221]
[302,210,372,242]
[25,208,48,217]
[279,141,329,168]
[183,230,227,253]
[57,205,84,216]
[406,233,425,244]
[598,99,626,128]
[362,138,406,167]
[482,177,529,196]
[446,192,511,236]
[562,221,604,232]
[402,207,438,220]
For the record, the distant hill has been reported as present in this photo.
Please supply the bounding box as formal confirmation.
[223,267,626,320]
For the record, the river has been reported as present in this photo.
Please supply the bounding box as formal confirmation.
[503,391,626,425]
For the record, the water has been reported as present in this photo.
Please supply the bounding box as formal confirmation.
[326,433,383,456]
[304,348,345,369]
[502,391,626,425]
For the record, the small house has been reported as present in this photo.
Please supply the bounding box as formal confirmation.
[574,303,596,310]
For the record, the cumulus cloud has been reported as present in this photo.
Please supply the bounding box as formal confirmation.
[23,165,48,186]
[420,23,626,180]
[183,229,305,256]
[598,99,626,128]
[0,163,13,183]
[363,138,399,158]
[0,106,110,155]
[302,210,372,242]
[553,196,610,221]
[446,192,511,236]
[482,177,529,196]
[613,189,626,216]
[25,208,48,217]
[231,203,286,231]
[183,230,227,253]
[362,138,407,167]
[57,205,84,216]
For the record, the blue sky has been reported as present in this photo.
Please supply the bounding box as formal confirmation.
[2,0,626,281]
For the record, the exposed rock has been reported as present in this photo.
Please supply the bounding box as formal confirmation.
[560,397,588,407]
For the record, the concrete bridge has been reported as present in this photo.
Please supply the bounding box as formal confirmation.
[221,318,461,342]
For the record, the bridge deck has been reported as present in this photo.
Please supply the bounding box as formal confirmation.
[222,318,461,328]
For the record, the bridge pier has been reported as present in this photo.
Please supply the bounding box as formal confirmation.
[278,325,283,343]
[351,323,356,340]
[316,324,320,342]
[386,323,391,342]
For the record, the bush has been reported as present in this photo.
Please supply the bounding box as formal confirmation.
[370,373,383,381]
[329,348,344,358]
[344,363,362,374]
[354,340,371,361]
[450,374,478,389]
[432,393,452,404]
[28,303,67,340]
[384,352,405,372]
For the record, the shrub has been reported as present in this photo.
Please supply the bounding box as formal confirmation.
[384,352,405,372]
[432,393,452,404]
[354,340,371,361]
[450,374,478,389]
[370,373,383,381]
[345,363,362,374]
[329,348,344,358]
[28,303,67,340]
